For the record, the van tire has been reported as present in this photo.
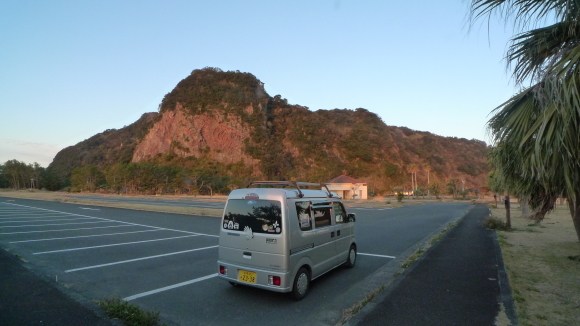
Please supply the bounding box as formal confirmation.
[345,244,356,268]
[291,267,310,300]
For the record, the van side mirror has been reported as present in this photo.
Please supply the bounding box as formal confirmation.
[347,213,356,222]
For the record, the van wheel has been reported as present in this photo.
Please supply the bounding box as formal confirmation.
[291,267,310,300]
[345,244,356,268]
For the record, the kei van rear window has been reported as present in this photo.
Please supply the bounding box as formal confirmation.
[222,199,282,234]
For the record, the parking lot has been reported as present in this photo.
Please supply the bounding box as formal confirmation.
[0,197,471,325]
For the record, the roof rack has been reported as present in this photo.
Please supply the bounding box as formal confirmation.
[246,181,335,198]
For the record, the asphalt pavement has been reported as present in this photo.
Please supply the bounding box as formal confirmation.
[0,203,517,326]
[0,248,115,326]
[349,204,518,326]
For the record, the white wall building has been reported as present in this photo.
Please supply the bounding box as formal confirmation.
[325,175,368,200]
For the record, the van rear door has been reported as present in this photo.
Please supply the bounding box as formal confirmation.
[219,199,287,270]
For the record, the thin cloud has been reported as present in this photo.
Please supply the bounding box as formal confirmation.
[0,139,61,167]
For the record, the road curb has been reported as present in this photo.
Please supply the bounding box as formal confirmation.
[492,231,519,326]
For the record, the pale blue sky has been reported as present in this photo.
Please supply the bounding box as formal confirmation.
[1,0,517,167]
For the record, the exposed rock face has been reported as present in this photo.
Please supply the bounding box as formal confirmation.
[49,68,492,192]
[132,104,258,165]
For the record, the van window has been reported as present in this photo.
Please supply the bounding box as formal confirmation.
[223,199,282,234]
[333,202,346,223]
[313,206,332,228]
[295,201,312,231]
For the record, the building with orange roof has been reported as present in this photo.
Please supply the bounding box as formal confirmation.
[324,175,368,200]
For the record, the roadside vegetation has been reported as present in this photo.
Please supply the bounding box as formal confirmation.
[466,1,580,322]
[97,297,163,326]
[469,0,580,243]
[490,203,580,326]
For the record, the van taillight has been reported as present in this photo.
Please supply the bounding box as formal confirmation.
[219,265,227,275]
[269,276,281,286]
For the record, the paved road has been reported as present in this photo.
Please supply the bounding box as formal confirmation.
[350,204,517,326]
[0,248,115,326]
[0,197,471,325]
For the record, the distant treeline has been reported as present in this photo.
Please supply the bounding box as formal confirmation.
[73,161,250,195]
[0,160,61,191]
[0,159,249,195]
[1,159,488,199]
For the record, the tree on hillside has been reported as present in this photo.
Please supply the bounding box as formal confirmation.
[0,160,45,190]
[0,164,8,188]
[40,167,61,191]
[408,163,418,194]
[446,179,458,198]
[429,181,443,199]
[71,165,105,192]
[470,0,580,241]
[424,163,432,196]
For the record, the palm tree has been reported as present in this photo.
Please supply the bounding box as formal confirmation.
[470,0,580,241]
[408,163,418,195]
[424,164,432,197]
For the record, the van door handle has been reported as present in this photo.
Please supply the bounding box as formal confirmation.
[337,230,341,236]
[331,232,335,238]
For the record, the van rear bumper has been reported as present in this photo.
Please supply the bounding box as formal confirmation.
[217,260,292,293]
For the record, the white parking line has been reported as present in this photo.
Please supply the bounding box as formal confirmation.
[0,216,72,220]
[0,208,44,214]
[0,210,68,217]
[0,215,71,220]
[0,217,94,224]
[124,274,218,301]
[9,229,163,243]
[0,221,113,228]
[65,245,219,273]
[358,253,396,259]
[1,202,218,238]
[33,235,201,255]
[0,225,137,235]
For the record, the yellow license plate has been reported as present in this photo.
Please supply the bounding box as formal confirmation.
[237,270,257,284]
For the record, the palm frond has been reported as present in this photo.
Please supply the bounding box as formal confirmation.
[470,0,575,30]
[507,21,580,83]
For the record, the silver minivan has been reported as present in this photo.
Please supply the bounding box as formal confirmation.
[217,181,356,300]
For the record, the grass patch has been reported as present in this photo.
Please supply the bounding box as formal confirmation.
[401,248,426,269]
[491,203,580,326]
[97,297,162,326]
[339,285,385,325]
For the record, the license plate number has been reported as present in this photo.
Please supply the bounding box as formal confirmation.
[238,270,257,284]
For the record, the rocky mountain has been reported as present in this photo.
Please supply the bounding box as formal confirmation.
[49,67,490,194]
[49,112,159,181]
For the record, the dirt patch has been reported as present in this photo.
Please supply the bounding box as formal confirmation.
[490,203,580,326]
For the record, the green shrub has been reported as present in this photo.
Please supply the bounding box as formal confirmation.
[97,297,161,326]
[396,192,404,202]
[483,215,510,231]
